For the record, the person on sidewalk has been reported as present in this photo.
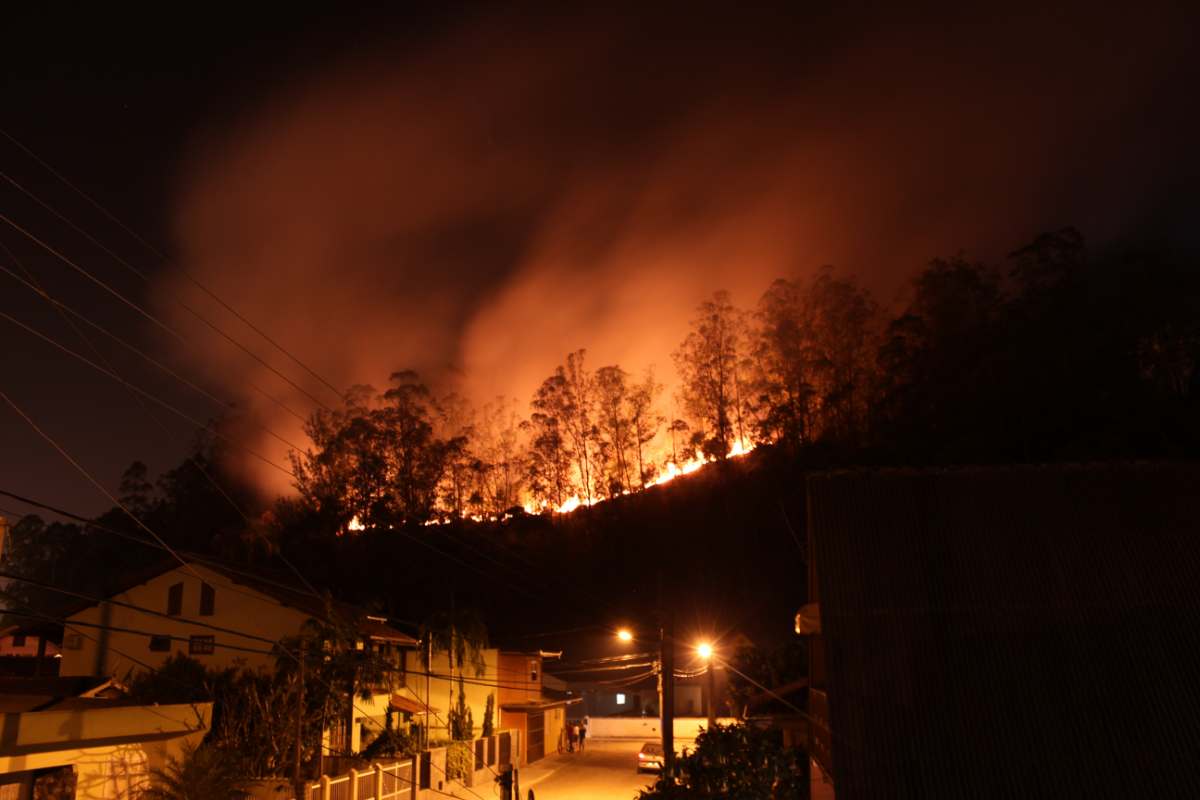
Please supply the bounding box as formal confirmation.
[567,722,577,752]
[579,716,589,752]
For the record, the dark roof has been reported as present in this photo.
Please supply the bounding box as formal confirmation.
[0,675,118,712]
[57,555,417,646]
[500,697,582,712]
[808,462,1200,798]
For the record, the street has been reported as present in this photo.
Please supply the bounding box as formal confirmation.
[519,740,658,800]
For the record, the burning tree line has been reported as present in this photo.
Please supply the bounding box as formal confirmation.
[290,228,1199,528]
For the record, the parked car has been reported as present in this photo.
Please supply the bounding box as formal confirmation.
[637,741,664,773]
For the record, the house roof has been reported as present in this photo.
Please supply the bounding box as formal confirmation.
[500,695,583,712]
[808,462,1200,799]
[389,694,441,715]
[55,555,417,646]
[0,675,121,712]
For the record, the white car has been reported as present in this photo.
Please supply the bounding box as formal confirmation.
[636,742,664,773]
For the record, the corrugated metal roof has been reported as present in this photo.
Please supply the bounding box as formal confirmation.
[808,462,1200,798]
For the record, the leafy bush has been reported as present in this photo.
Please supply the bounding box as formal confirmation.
[637,723,808,800]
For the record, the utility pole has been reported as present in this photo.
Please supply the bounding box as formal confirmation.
[425,633,432,751]
[294,640,305,798]
[706,659,717,729]
[661,610,675,775]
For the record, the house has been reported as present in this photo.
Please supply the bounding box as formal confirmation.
[801,463,1200,798]
[54,556,418,761]
[57,558,415,678]
[496,651,578,764]
[0,675,210,800]
[0,622,61,678]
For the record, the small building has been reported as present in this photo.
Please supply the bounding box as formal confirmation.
[496,651,578,764]
[0,622,61,678]
[0,676,210,800]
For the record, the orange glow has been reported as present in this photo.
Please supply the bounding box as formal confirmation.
[697,642,713,659]
[617,628,634,642]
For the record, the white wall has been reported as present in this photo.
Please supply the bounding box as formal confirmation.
[585,716,739,743]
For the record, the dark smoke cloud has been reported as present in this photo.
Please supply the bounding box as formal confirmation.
[155,4,1200,494]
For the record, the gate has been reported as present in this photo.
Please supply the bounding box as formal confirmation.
[499,731,511,767]
[527,711,545,762]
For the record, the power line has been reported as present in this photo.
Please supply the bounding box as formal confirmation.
[0,486,326,602]
[0,259,305,448]
[0,212,330,417]
[0,139,344,404]
[0,312,297,477]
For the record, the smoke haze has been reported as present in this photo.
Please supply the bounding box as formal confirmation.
[155,4,1200,494]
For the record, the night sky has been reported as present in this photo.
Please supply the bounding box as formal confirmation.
[3,3,1199,518]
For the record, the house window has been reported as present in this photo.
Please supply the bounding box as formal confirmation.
[11,635,26,648]
[149,635,171,652]
[616,693,627,705]
[189,635,215,655]
[529,660,539,682]
[167,582,183,616]
[199,582,215,616]
[63,633,83,650]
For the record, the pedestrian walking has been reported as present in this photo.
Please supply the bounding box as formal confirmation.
[567,722,577,752]
[579,715,589,752]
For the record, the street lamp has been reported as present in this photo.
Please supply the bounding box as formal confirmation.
[617,628,634,643]
[697,642,713,660]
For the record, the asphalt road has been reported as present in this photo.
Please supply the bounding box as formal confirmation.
[521,740,658,800]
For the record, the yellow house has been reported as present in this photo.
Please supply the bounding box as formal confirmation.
[58,558,416,679]
[0,676,210,800]
[56,557,418,759]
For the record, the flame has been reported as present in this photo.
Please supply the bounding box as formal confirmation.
[346,440,758,530]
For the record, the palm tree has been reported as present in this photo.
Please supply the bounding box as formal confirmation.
[141,743,251,800]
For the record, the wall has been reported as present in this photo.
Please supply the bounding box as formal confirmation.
[0,702,210,800]
[392,647,500,746]
[585,716,738,743]
[59,563,311,678]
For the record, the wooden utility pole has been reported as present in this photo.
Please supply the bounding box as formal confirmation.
[294,640,305,797]
[661,611,675,775]
[706,659,717,729]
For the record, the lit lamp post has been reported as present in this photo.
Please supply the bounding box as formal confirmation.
[697,642,716,729]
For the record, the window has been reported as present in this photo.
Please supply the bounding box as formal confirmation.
[199,582,215,616]
[11,635,26,648]
[616,693,627,705]
[63,633,83,650]
[529,659,539,682]
[149,635,171,652]
[189,635,215,655]
[167,582,183,616]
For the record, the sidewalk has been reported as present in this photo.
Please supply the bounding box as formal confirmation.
[518,748,576,789]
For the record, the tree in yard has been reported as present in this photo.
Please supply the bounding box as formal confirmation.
[140,742,252,800]
[628,368,665,486]
[481,693,495,737]
[674,291,746,459]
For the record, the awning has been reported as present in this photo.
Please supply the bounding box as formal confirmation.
[389,694,440,715]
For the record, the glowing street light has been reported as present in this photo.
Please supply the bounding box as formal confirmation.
[697,641,713,660]
[616,628,634,642]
